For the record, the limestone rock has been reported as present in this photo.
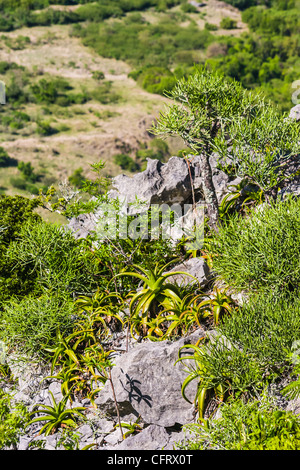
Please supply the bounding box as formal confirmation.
[95,329,205,428]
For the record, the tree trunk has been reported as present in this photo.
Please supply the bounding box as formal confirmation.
[198,152,220,232]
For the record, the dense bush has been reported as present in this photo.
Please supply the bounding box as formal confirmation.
[209,197,300,293]
[220,292,300,369]
[136,66,177,95]
[0,196,100,303]
[0,0,185,31]
[0,195,41,244]
[242,5,299,35]
[77,17,212,69]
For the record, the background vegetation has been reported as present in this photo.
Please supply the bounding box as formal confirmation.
[0,0,300,451]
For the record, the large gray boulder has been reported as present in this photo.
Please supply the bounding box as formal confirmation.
[289,104,300,121]
[95,329,205,428]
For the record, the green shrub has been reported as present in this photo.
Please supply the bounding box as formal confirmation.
[0,195,41,244]
[36,119,56,136]
[209,197,300,293]
[4,221,99,295]
[221,0,258,9]
[0,293,76,357]
[25,183,39,195]
[18,161,38,183]
[68,167,87,189]
[0,390,29,449]
[0,15,14,32]
[79,17,212,70]
[5,76,28,105]
[0,196,42,301]
[31,78,58,104]
[1,111,31,130]
[89,82,119,104]
[92,71,105,81]
[0,147,17,167]
[0,61,10,74]
[220,291,300,370]
[205,22,218,31]
[242,5,299,35]
[113,154,139,172]
[136,66,177,95]
[180,2,198,12]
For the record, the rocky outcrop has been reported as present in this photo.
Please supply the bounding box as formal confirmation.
[3,329,204,450]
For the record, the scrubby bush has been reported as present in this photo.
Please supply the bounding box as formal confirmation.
[0,390,29,449]
[18,161,38,183]
[0,195,41,244]
[205,22,218,31]
[92,71,105,81]
[89,81,120,104]
[68,167,87,189]
[0,111,31,131]
[36,119,56,136]
[138,67,177,95]
[0,147,17,167]
[180,395,300,450]
[220,291,300,369]
[220,17,238,29]
[180,2,198,12]
[0,293,76,357]
[113,153,139,172]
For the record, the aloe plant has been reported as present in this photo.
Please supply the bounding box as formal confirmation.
[28,391,85,436]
